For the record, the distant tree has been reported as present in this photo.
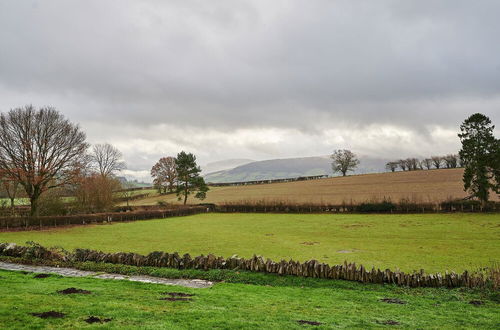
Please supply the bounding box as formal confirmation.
[74,173,121,213]
[458,113,499,204]
[398,159,408,171]
[0,106,88,216]
[119,181,135,208]
[91,143,126,178]
[406,158,420,171]
[431,156,443,169]
[331,149,359,176]
[385,161,398,172]
[458,156,465,168]
[0,171,22,213]
[443,154,459,168]
[421,158,433,170]
[151,156,177,194]
[175,151,209,205]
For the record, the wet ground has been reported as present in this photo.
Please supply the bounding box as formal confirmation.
[0,262,213,288]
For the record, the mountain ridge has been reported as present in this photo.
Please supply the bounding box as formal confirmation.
[203,155,388,183]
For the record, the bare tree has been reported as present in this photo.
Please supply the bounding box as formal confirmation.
[405,158,419,171]
[431,156,443,169]
[91,143,126,177]
[385,161,398,172]
[458,155,464,168]
[74,173,121,213]
[0,106,89,216]
[120,181,136,208]
[398,159,408,171]
[421,158,433,170]
[331,149,360,176]
[151,156,177,193]
[0,171,21,212]
[443,154,459,168]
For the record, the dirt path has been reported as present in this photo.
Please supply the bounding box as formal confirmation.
[0,262,213,288]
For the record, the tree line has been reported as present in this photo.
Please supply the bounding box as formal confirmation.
[385,154,462,172]
[0,105,209,217]
[0,106,497,214]
[150,152,208,205]
[0,105,129,216]
[333,113,498,205]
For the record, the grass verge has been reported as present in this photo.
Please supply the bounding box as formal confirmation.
[0,260,499,329]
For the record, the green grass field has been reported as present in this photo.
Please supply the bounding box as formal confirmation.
[1,268,498,329]
[0,197,29,206]
[1,213,499,273]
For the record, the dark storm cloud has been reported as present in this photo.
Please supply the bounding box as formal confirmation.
[0,0,499,177]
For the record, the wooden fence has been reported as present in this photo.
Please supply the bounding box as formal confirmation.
[0,243,492,289]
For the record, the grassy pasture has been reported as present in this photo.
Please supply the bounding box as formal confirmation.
[0,197,29,206]
[1,268,498,329]
[1,213,498,273]
[117,188,156,197]
[0,189,156,209]
[126,168,484,206]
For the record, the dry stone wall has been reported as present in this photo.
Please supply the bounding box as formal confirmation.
[0,242,490,289]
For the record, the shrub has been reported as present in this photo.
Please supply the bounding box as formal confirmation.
[356,201,396,213]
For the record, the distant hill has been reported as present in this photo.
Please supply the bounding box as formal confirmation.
[201,159,255,174]
[116,176,151,188]
[204,156,388,183]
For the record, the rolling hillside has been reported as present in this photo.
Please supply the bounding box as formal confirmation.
[203,156,388,183]
[201,158,255,175]
[128,168,488,206]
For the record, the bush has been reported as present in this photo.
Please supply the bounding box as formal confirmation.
[37,189,68,216]
[356,201,396,213]
[0,206,206,229]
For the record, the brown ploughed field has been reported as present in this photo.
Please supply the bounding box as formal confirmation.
[128,168,492,206]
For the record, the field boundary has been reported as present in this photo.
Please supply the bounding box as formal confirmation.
[0,242,495,289]
[212,200,500,213]
[0,206,208,230]
[207,175,328,186]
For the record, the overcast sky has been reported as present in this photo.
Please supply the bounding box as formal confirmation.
[1,0,499,181]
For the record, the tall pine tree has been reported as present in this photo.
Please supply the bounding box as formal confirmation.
[175,151,209,205]
[458,113,499,204]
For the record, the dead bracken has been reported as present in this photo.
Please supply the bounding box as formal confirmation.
[57,287,92,295]
[380,298,407,305]
[31,311,65,319]
[297,320,323,326]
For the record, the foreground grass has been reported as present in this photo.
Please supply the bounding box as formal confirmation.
[1,213,499,273]
[1,268,498,329]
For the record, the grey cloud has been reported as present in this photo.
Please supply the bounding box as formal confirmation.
[0,0,499,175]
